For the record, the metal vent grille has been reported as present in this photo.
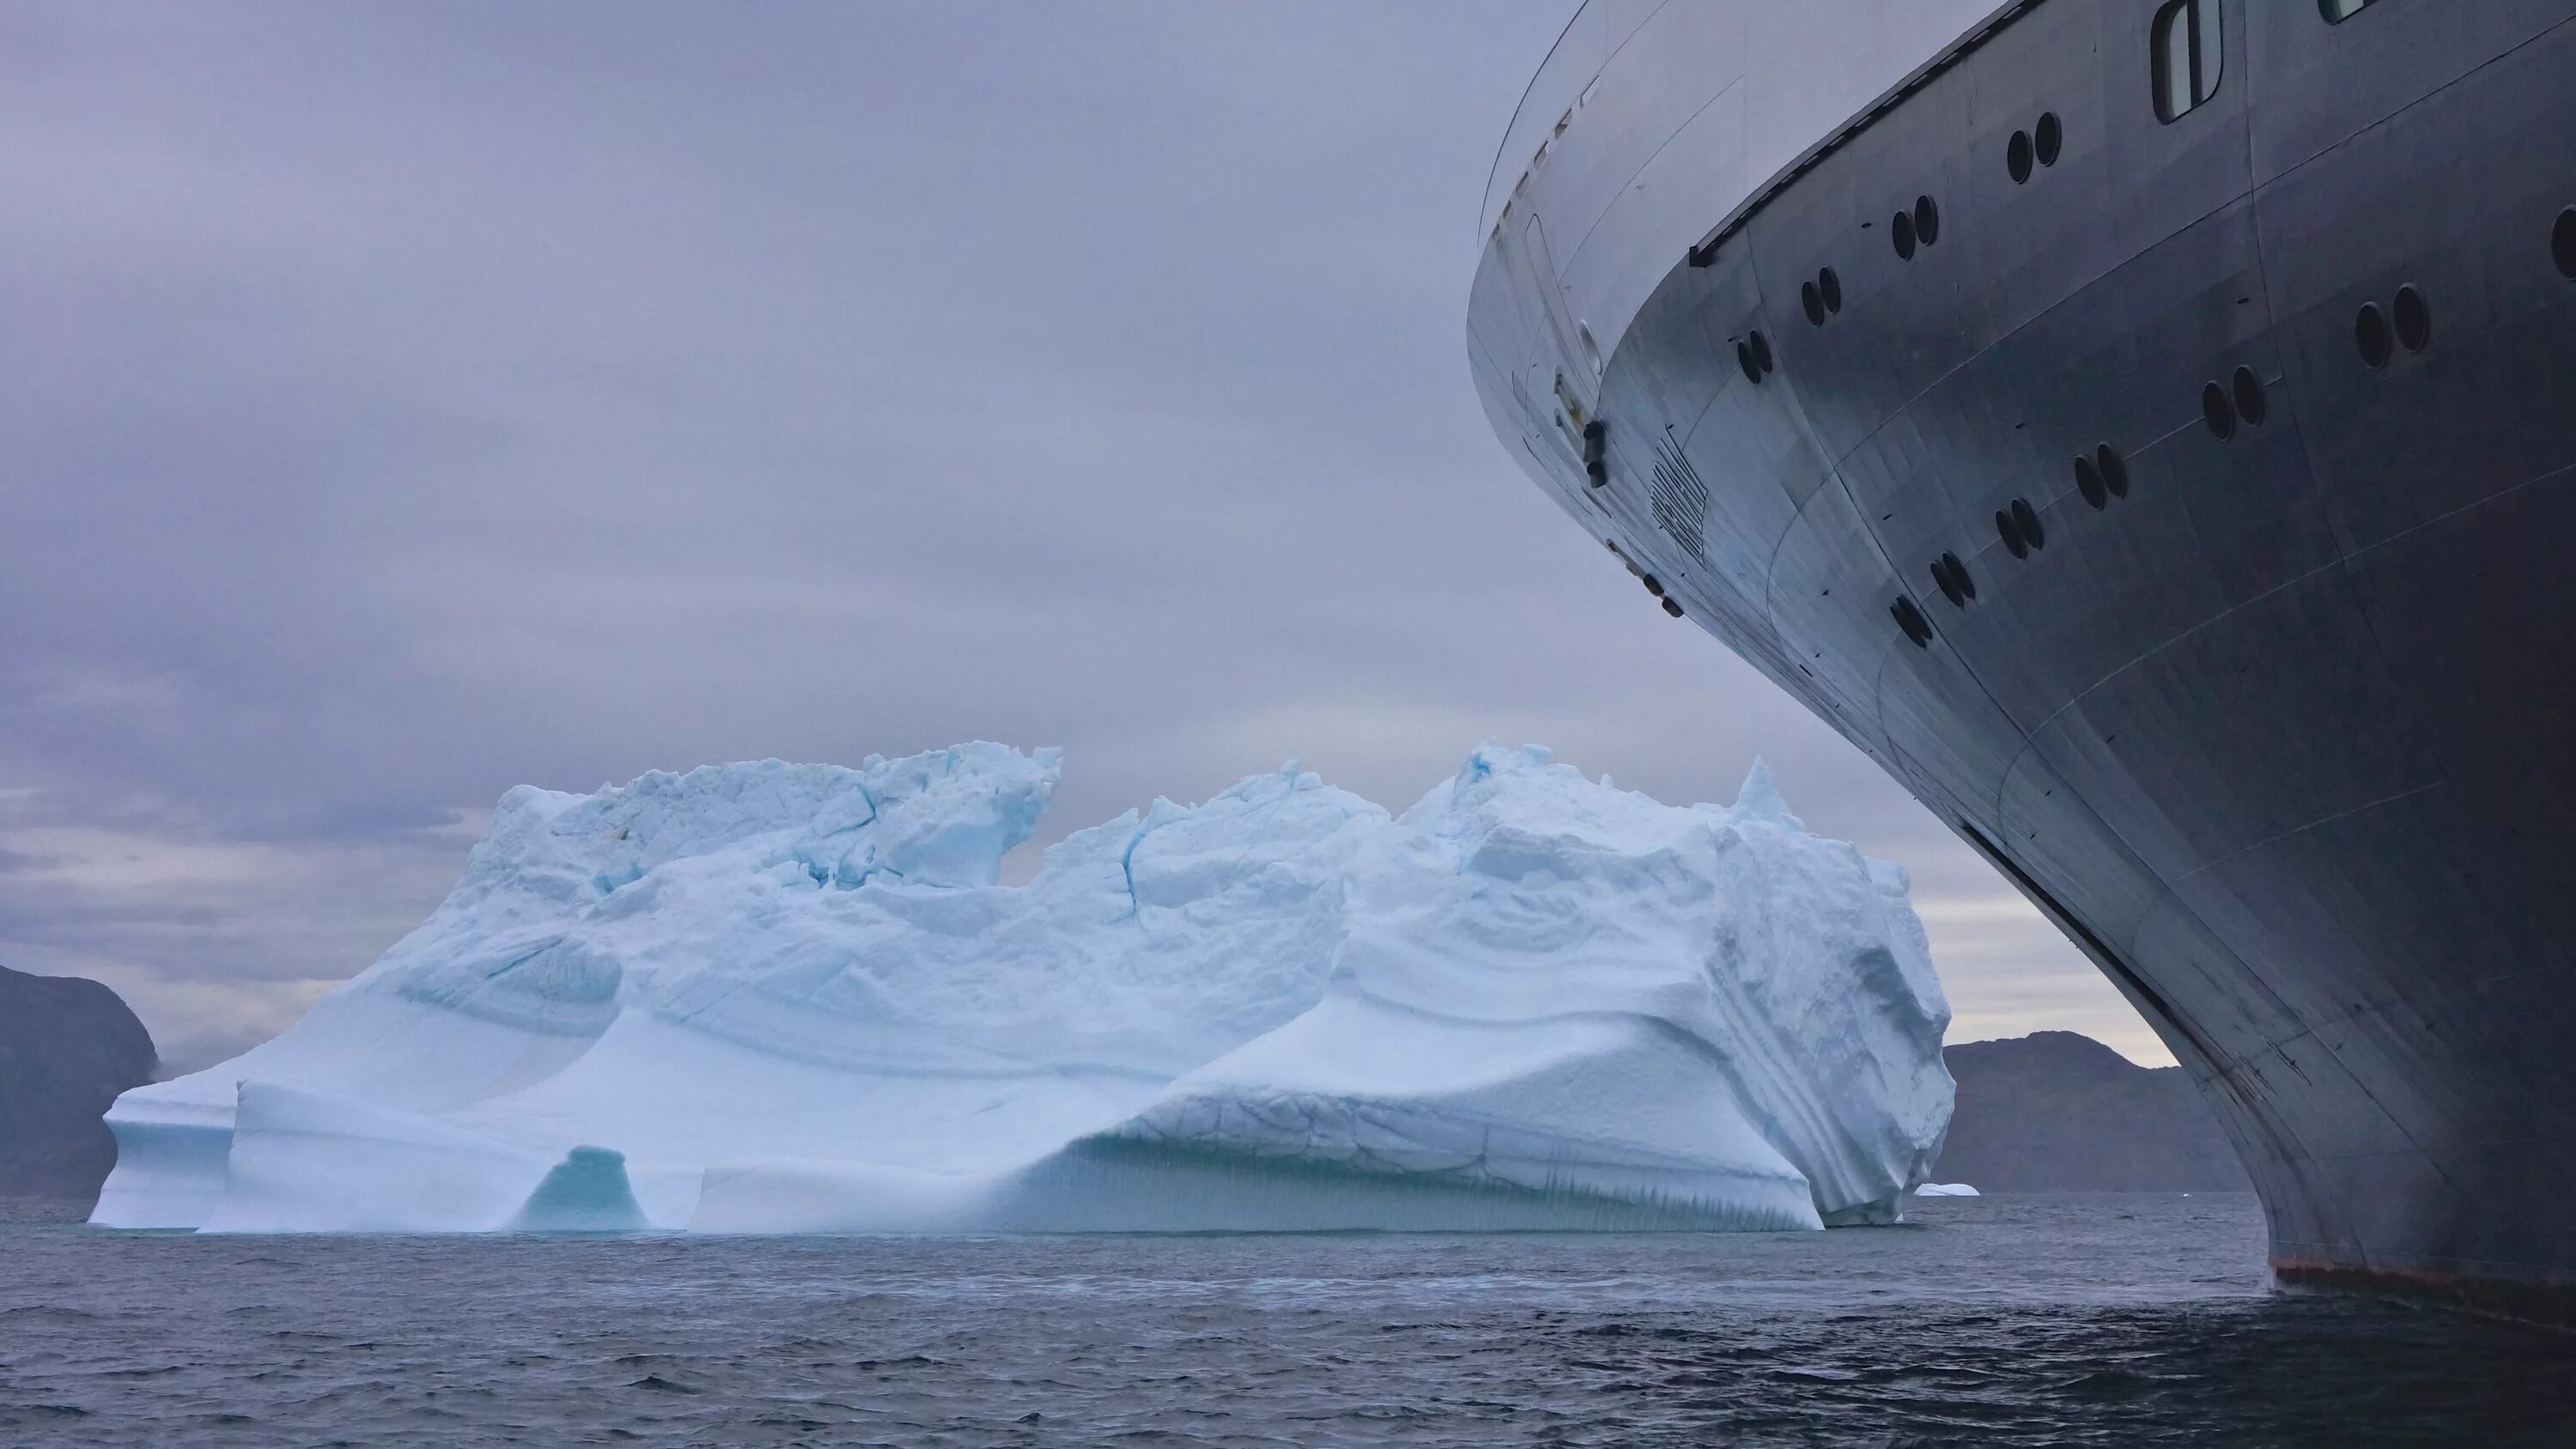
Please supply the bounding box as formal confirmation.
[1649,432,1710,565]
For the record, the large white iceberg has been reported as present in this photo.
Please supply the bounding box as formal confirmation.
[95,743,1953,1234]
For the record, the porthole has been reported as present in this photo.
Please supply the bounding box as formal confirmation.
[1893,209,1917,260]
[1803,282,1826,327]
[2202,381,2236,440]
[2035,112,2063,167]
[2098,444,2129,498]
[2393,285,2431,351]
[1820,267,1842,313]
[1893,597,1933,648]
[1662,597,1686,619]
[2011,498,2045,551]
[1914,195,1941,246]
[2008,130,2034,185]
[2354,304,2392,368]
[1737,340,1762,385]
[1750,330,1775,374]
[2232,366,2267,427]
[1931,553,1974,606]
[2555,209,2576,280]
[2074,454,2108,510]
[1997,508,2029,560]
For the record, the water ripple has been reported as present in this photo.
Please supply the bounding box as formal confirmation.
[1,1195,2568,1446]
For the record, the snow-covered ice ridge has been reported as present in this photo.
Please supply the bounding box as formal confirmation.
[95,743,1954,1234]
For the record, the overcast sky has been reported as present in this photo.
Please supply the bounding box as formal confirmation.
[0,0,2161,1073]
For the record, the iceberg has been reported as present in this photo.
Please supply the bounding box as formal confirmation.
[94,743,1953,1234]
[1915,1182,1981,1197]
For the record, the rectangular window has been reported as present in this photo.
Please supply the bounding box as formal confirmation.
[2156,7,2192,118]
[2151,0,2223,124]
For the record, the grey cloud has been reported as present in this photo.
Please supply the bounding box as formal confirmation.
[0,846,73,873]
[0,0,2154,1064]
[0,893,229,941]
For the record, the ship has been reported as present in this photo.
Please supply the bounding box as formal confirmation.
[1467,0,2576,1322]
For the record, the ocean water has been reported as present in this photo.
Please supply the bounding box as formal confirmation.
[2,1193,2567,1446]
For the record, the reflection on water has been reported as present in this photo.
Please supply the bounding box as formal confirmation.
[2,1194,2567,1446]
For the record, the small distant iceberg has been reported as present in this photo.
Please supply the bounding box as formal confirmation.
[94,743,1956,1234]
[1914,1182,1981,1197]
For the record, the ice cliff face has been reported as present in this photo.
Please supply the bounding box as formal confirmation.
[94,743,1953,1234]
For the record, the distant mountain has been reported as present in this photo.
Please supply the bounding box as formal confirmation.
[1934,1031,2251,1192]
[0,964,158,1201]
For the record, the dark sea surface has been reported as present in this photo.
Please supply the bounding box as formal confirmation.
[3,1192,2567,1447]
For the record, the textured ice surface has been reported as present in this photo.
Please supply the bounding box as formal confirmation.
[95,743,1953,1234]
